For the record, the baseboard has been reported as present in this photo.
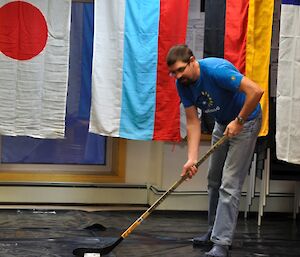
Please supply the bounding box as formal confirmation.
[0,183,148,205]
[0,183,296,214]
[148,185,296,213]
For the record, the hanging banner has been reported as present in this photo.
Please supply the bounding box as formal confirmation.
[276,0,300,164]
[89,0,189,142]
[0,0,71,138]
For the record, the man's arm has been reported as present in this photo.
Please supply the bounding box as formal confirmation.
[237,76,264,121]
[182,105,201,178]
[224,76,264,137]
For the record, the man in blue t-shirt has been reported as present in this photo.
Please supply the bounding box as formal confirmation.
[167,45,263,257]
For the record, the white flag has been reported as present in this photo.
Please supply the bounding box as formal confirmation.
[0,0,71,138]
[276,0,300,164]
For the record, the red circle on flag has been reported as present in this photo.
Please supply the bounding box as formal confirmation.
[0,1,48,60]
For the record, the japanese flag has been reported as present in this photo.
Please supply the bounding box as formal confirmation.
[0,0,71,138]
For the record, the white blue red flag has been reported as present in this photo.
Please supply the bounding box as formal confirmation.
[89,0,189,142]
[0,0,71,138]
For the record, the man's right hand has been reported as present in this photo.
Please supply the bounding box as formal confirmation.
[182,159,198,179]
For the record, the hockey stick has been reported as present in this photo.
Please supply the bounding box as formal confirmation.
[73,135,228,256]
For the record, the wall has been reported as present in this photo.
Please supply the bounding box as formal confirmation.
[0,138,296,214]
[125,139,296,213]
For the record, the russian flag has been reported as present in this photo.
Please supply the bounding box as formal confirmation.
[89,0,189,142]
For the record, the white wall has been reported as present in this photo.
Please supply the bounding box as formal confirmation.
[125,139,211,191]
[125,139,296,193]
[125,140,164,186]
[125,139,296,212]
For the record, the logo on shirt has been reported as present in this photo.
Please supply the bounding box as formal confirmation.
[231,75,236,81]
[200,91,213,107]
[196,91,220,114]
[204,106,220,113]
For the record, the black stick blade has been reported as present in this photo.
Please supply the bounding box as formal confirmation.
[73,237,123,256]
[73,247,102,257]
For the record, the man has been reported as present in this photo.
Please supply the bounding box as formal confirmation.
[166,44,263,257]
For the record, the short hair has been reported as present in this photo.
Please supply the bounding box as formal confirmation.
[166,44,194,66]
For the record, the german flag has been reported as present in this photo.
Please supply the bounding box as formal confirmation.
[204,0,274,136]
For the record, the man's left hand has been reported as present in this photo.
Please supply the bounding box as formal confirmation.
[224,119,243,138]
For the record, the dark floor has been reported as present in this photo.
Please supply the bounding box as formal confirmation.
[0,209,299,257]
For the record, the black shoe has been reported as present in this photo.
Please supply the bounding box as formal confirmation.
[193,229,213,247]
[205,244,229,257]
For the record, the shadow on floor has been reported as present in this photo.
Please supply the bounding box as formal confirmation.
[0,209,299,257]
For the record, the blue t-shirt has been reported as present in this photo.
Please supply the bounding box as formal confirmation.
[177,58,261,125]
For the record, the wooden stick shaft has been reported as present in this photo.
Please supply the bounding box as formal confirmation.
[121,135,227,239]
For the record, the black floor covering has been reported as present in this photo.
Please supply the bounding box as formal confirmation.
[0,209,299,256]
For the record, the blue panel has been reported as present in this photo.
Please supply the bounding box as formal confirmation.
[78,3,94,120]
[119,0,160,140]
[282,0,300,5]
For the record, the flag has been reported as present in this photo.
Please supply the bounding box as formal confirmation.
[276,0,300,164]
[89,0,189,142]
[205,0,273,137]
[0,0,71,138]
[1,3,106,165]
[245,0,273,137]
[224,0,273,137]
